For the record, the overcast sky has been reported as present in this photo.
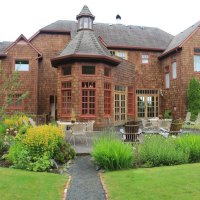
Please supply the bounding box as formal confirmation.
[1,0,200,42]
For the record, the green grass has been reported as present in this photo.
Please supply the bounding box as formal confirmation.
[103,163,200,200]
[0,167,67,200]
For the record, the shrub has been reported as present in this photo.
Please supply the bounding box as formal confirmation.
[23,125,64,158]
[164,110,172,119]
[138,135,188,167]
[0,134,14,157]
[176,134,200,163]
[3,115,29,128]
[92,134,134,170]
[54,140,76,164]
[0,122,6,134]
[6,124,75,171]
[188,77,200,121]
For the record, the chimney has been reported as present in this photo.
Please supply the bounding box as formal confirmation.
[116,14,121,23]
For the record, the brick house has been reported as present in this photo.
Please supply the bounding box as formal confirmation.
[0,5,200,128]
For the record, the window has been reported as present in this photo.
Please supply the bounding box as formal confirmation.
[165,67,170,89]
[194,55,200,72]
[61,82,71,115]
[104,67,111,77]
[82,82,96,115]
[79,17,93,29]
[128,87,134,115]
[15,60,29,71]
[82,66,95,75]
[115,51,127,60]
[172,62,177,79]
[104,83,111,115]
[62,66,71,75]
[8,94,23,109]
[142,54,149,64]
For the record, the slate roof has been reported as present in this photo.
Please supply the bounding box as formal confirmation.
[59,30,111,57]
[76,5,95,19]
[0,41,12,55]
[162,20,200,56]
[40,20,173,50]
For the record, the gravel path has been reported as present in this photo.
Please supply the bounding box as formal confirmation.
[67,156,106,200]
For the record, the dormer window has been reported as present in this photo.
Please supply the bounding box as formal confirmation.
[76,5,95,31]
[79,17,93,29]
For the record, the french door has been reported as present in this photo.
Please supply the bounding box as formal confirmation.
[137,96,158,118]
[114,93,126,124]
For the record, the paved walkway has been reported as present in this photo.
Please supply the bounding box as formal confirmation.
[67,156,106,200]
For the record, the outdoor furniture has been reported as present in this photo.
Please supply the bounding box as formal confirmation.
[22,119,29,126]
[86,120,95,132]
[184,112,191,124]
[28,118,36,127]
[123,121,141,143]
[190,113,200,125]
[142,118,159,134]
[71,123,88,146]
[160,119,183,137]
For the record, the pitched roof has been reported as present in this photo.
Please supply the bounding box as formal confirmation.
[161,20,200,57]
[40,20,173,50]
[0,41,12,55]
[76,5,95,19]
[51,29,120,66]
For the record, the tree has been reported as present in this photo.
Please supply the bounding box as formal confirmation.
[0,60,29,118]
[188,77,200,121]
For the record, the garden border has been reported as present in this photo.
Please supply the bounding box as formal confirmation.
[62,175,72,200]
[99,172,109,200]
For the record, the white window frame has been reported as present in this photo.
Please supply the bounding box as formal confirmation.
[15,60,29,71]
[165,73,170,89]
[172,62,177,79]
[142,54,149,64]
[194,55,200,72]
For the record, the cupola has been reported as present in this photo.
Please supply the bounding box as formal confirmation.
[76,5,95,31]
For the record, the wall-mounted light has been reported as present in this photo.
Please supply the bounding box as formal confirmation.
[160,89,165,97]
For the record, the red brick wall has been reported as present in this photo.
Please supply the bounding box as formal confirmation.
[56,59,135,129]
[30,33,71,115]
[160,52,182,119]
[160,28,200,119]
[0,40,39,114]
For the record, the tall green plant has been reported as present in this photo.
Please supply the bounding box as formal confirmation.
[188,77,200,121]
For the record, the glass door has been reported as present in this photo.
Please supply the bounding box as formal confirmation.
[115,93,126,124]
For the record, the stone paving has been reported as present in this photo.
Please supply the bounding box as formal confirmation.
[67,156,106,200]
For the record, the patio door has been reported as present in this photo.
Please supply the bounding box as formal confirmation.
[136,90,159,118]
[114,92,126,124]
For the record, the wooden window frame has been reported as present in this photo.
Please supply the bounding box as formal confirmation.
[104,83,112,116]
[82,66,96,75]
[81,81,96,117]
[194,54,200,72]
[61,81,72,116]
[62,66,72,76]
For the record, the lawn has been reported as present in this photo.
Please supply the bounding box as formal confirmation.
[102,163,200,200]
[0,167,68,200]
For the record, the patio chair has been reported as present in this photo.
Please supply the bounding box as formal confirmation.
[86,120,95,132]
[190,113,200,125]
[123,121,141,143]
[22,119,29,126]
[160,119,183,137]
[184,112,191,124]
[28,118,36,127]
[71,123,88,146]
